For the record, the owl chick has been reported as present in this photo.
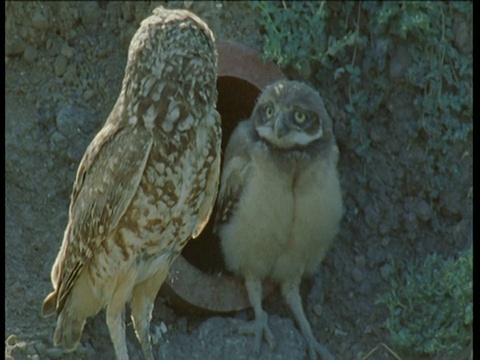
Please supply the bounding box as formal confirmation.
[42,7,221,360]
[215,80,342,360]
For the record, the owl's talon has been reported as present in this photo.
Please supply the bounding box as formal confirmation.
[308,340,335,360]
[238,311,276,354]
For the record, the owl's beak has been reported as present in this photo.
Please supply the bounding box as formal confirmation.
[274,117,289,138]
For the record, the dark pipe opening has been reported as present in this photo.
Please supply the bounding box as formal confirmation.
[181,76,261,274]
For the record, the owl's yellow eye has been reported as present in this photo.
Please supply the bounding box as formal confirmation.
[294,111,306,124]
[265,106,274,118]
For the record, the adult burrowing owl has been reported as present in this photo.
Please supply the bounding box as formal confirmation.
[42,7,221,360]
[215,80,342,360]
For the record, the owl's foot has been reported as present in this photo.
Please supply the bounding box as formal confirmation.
[281,280,335,360]
[306,338,335,360]
[238,310,276,354]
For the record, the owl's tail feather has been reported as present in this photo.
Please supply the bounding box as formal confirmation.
[43,269,101,352]
[42,291,57,317]
[42,290,86,351]
[53,307,86,352]
[41,288,86,351]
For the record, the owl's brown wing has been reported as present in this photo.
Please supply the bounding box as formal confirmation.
[44,123,154,316]
[214,119,255,230]
[192,110,222,239]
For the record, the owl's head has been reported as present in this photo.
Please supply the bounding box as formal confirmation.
[252,80,332,150]
[120,7,218,128]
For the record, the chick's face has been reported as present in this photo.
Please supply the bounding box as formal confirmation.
[252,81,327,150]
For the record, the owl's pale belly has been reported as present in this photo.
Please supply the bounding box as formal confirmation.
[220,155,343,281]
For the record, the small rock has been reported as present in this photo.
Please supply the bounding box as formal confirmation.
[26,343,37,356]
[121,3,134,22]
[333,326,347,337]
[312,303,323,317]
[78,343,96,357]
[417,199,432,222]
[233,309,249,321]
[97,39,109,58]
[6,36,25,56]
[75,51,84,64]
[364,203,378,228]
[184,1,194,9]
[11,341,27,352]
[369,125,385,143]
[84,89,95,101]
[54,55,68,77]
[378,222,390,236]
[380,237,391,247]
[45,38,53,51]
[50,131,69,152]
[351,267,364,283]
[380,263,393,281]
[358,280,372,295]
[354,255,366,268]
[61,44,75,59]
[32,10,49,31]
[5,334,17,346]
[56,105,85,137]
[23,45,38,63]
[176,317,188,333]
[81,2,101,29]
[36,102,56,131]
[63,63,78,86]
[46,347,64,359]
[152,322,168,345]
[34,341,47,356]
[404,211,417,231]
[68,137,90,162]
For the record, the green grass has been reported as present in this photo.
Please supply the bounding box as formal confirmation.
[251,1,472,168]
[376,245,472,356]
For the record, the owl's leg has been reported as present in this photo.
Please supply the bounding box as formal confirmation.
[281,279,335,360]
[106,306,128,360]
[106,277,134,360]
[130,267,168,360]
[239,276,276,354]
